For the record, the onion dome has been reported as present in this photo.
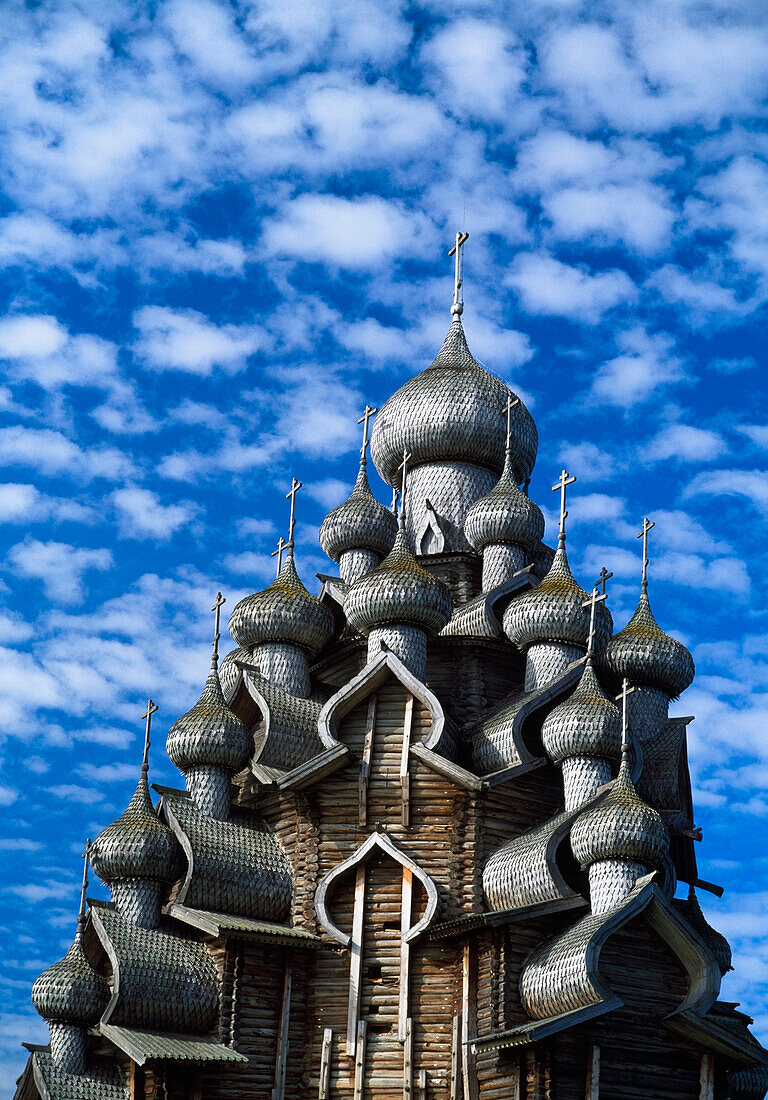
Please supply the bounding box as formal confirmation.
[90,768,182,886]
[504,546,613,651]
[319,462,397,562]
[598,590,694,698]
[229,555,334,656]
[32,936,109,1026]
[675,886,732,975]
[370,322,537,487]
[541,662,622,766]
[219,646,251,699]
[464,460,545,552]
[167,665,252,775]
[344,527,452,635]
[570,752,669,870]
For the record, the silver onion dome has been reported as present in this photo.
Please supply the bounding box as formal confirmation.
[598,591,694,699]
[344,527,452,635]
[541,661,622,766]
[570,755,669,869]
[319,462,397,562]
[228,555,335,656]
[90,770,182,886]
[166,666,252,774]
[464,457,545,552]
[504,546,613,651]
[370,322,537,488]
[32,937,109,1026]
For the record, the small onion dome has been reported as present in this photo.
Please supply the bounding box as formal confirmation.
[219,646,251,700]
[167,665,252,775]
[228,555,334,656]
[504,546,613,651]
[541,661,622,766]
[319,463,397,562]
[675,887,732,976]
[598,591,694,698]
[32,936,109,1025]
[344,527,452,635]
[90,769,182,886]
[570,757,669,870]
[370,322,537,487]
[464,459,545,552]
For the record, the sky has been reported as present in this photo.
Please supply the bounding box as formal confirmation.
[0,0,767,1092]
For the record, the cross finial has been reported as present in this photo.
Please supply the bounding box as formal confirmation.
[637,516,655,593]
[581,586,607,661]
[505,394,520,461]
[77,838,91,932]
[615,678,638,763]
[211,592,226,667]
[391,487,400,516]
[596,566,613,596]
[551,469,577,547]
[271,535,287,576]
[448,230,470,320]
[286,477,303,555]
[140,699,158,773]
[397,450,412,529]
[357,406,377,464]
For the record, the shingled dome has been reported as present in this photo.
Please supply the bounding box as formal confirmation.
[166,666,252,774]
[32,936,109,1026]
[370,322,537,488]
[541,661,622,766]
[344,527,452,635]
[570,757,669,870]
[319,463,397,562]
[599,591,695,699]
[90,769,182,886]
[464,459,545,552]
[504,546,613,651]
[229,555,334,656]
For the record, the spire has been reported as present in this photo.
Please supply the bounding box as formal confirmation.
[357,405,377,467]
[396,449,411,531]
[210,591,225,669]
[551,468,577,549]
[76,839,91,935]
[638,516,655,595]
[448,229,469,321]
[285,476,302,559]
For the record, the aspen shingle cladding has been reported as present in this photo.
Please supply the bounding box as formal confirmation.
[244,668,324,771]
[91,903,219,1033]
[31,1051,127,1100]
[161,789,292,920]
[100,1025,249,1064]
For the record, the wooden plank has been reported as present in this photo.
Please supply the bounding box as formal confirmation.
[403,1016,413,1099]
[346,864,367,1056]
[699,1053,715,1100]
[359,694,377,826]
[451,1015,462,1100]
[462,940,479,1100]
[271,964,292,1100]
[318,1028,332,1099]
[353,1020,367,1100]
[401,695,414,827]
[586,1044,600,1100]
[399,867,413,1042]
[418,1068,428,1100]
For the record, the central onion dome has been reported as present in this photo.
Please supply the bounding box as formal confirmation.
[32,935,109,1026]
[598,590,694,698]
[541,661,622,766]
[370,322,537,487]
[344,527,452,635]
[90,768,182,886]
[464,460,545,552]
[319,462,397,563]
[504,546,613,651]
[229,556,334,656]
[167,665,252,775]
[570,754,669,869]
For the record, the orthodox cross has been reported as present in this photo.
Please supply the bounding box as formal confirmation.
[505,394,520,455]
[211,591,226,666]
[551,468,577,545]
[286,477,302,553]
[596,566,613,596]
[616,678,637,759]
[637,516,655,593]
[397,451,412,526]
[76,838,92,932]
[271,535,287,576]
[357,405,377,463]
[581,586,607,661]
[391,487,400,515]
[449,230,469,319]
[140,699,158,773]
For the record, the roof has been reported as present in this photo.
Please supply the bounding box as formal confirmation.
[440,569,535,639]
[99,1024,248,1066]
[241,665,324,771]
[30,1051,127,1100]
[166,902,322,947]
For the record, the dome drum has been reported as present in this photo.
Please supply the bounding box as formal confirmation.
[588,858,647,915]
[110,878,164,929]
[524,641,584,692]
[48,1022,88,1075]
[479,543,527,591]
[561,756,612,811]
[251,641,311,698]
[404,461,498,554]
[186,763,233,822]
[626,686,671,744]
[339,547,379,585]
[367,624,428,682]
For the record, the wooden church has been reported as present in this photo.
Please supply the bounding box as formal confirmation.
[15,238,768,1099]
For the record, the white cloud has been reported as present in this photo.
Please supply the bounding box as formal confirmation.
[685,469,768,516]
[0,483,92,525]
[557,442,616,483]
[645,424,727,464]
[133,232,248,277]
[7,539,112,603]
[646,265,750,326]
[0,426,136,481]
[111,487,198,540]
[544,183,674,255]
[47,783,104,804]
[421,20,526,122]
[76,762,138,783]
[134,306,263,375]
[0,785,18,806]
[164,0,258,87]
[590,328,685,408]
[506,254,637,322]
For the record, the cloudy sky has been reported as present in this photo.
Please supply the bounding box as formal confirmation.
[1,0,767,1090]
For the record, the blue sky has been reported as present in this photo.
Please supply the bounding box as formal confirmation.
[1,0,768,1091]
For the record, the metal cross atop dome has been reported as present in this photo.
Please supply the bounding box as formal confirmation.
[211,591,226,666]
[552,468,577,546]
[596,566,614,596]
[581,585,607,661]
[140,699,158,772]
[449,230,469,319]
[358,405,377,463]
[637,516,655,593]
[271,535,287,576]
[286,477,303,554]
[616,678,638,760]
[505,394,520,457]
[397,450,412,527]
